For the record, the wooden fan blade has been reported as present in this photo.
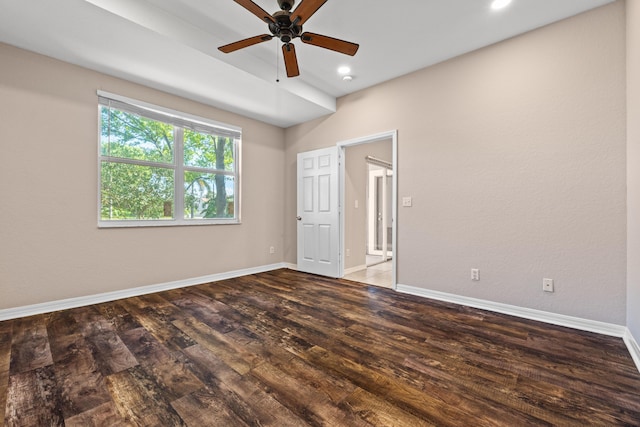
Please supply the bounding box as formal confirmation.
[291,0,327,25]
[233,0,275,23]
[219,34,273,53]
[282,43,300,77]
[300,32,359,56]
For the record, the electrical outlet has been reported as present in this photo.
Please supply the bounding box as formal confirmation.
[269,246,275,254]
[543,278,554,293]
[346,249,350,257]
[402,197,412,207]
[471,268,480,281]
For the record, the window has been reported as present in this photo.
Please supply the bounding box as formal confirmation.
[98,91,241,227]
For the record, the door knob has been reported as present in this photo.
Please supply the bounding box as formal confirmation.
[296,216,302,221]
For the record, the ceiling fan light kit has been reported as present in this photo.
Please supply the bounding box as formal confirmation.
[218,0,359,78]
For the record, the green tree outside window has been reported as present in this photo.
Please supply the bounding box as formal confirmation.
[99,98,239,225]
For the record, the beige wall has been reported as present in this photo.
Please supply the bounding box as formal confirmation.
[0,43,285,310]
[628,0,640,338]
[344,140,393,269]
[285,2,627,324]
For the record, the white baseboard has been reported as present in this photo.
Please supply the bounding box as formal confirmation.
[624,329,640,373]
[344,264,367,275]
[397,284,640,374]
[283,262,298,270]
[0,263,289,321]
[396,283,627,338]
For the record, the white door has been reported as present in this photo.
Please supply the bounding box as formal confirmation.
[297,146,340,277]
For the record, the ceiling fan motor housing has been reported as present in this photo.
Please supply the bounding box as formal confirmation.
[270,10,302,43]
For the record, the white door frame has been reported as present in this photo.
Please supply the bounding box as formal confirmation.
[337,130,398,290]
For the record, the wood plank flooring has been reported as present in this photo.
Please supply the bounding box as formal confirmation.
[1,269,639,426]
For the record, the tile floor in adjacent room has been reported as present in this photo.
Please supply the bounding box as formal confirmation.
[344,260,393,288]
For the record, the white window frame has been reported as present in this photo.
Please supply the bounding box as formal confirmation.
[97,91,241,228]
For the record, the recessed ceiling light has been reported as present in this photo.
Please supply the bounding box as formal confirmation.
[491,0,512,10]
[338,66,351,75]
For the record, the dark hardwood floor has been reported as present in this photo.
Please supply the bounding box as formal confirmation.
[1,269,639,426]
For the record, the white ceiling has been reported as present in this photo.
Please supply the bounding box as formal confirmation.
[0,0,615,127]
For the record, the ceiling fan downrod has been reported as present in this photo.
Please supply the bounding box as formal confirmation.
[277,0,295,11]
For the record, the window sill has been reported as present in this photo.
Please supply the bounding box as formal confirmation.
[98,219,241,228]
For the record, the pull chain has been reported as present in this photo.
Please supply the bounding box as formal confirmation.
[276,42,280,83]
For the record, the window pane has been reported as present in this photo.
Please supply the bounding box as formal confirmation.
[184,172,235,219]
[101,162,174,220]
[183,130,234,171]
[100,106,174,164]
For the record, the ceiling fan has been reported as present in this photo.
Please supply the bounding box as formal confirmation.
[218,0,359,78]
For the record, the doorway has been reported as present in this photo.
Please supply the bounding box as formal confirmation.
[366,157,393,267]
[338,131,397,289]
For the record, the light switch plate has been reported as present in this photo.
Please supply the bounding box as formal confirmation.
[402,197,412,207]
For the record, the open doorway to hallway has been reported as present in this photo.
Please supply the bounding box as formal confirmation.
[340,132,396,289]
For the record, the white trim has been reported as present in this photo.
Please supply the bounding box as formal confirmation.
[396,283,627,337]
[624,329,640,372]
[283,262,298,270]
[344,264,367,275]
[0,263,288,321]
[97,218,241,228]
